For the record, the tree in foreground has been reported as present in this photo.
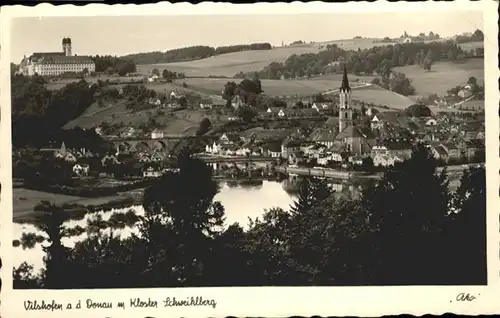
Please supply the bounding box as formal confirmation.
[139,153,225,286]
[32,202,71,289]
[445,166,487,284]
[361,143,452,284]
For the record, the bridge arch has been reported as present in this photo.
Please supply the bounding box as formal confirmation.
[135,141,150,152]
[117,142,131,153]
[152,140,167,151]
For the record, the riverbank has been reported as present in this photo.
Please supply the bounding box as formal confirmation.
[276,166,383,180]
[276,163,483,180]
[13,188,143,224]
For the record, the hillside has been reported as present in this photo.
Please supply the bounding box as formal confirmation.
[180,75,375,97]
[122,43,273,65]
[137,45,321,77]
[350,84,415,110]
[393,58,484,96]
[136,37,464,78]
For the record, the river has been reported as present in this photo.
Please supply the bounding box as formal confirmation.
[11,173,461,277]
[13,180,298,276]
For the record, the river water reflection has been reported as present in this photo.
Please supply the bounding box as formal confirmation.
[10,175,416,276]
[13,179,303,275]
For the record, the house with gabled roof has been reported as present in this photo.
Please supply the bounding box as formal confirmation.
[261,141,282,158]
[440,142,461,161]
[312,102,335,115]
[373,152,402,167]
[365,107,379,117]
[310,128,338,148]
[220,132,241,145]
[463,139,484,161]
[231,95,244,109]
[281,138,302,159]
[72,163,90,177]
[143,163,163,178]
[430,144,449,162]
[200,99,214,109]
[371,138,413,161]
[370,111,401,130]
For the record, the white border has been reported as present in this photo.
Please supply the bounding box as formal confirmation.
[1,1,499,317]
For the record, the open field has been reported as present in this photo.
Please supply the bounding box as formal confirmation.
[182,76,372,97]
[64,100,130,129]
[136,38,451,77]
[184,77,337,96]
[351,85,415,110]
[137,46,321,77]
[13,188,123,219]
[393,58,484,97]
[182,76,412,109]
[313,73,376,82]
[45,75,145,90]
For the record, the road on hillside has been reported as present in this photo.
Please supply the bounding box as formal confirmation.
[324,83,372,95]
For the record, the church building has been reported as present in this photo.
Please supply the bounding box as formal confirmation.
[327,67,376,156]
[19,38,96,76]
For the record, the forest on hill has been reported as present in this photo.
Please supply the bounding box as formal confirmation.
[90,55,137,76]
[11,74,105,149]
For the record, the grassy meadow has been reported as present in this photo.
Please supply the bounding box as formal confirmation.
[393,58,484,96]
[182,74,374,97]
[136,37,449,78]
[351,85,415,110]
[137,45,322,77]
[182,77,340,96]
[13,188,123,220]
[45,75,145,90]
[64,97,228,135]
[136,38,400,77]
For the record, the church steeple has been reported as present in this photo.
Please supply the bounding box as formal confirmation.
[340,66,351,93]
[338,66,353,132]
[60,141,67,155]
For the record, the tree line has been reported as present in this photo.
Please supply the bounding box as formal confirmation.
[121,43,272,65]
[13,144,486,288]
[91,55,137,76]
[148,68,186,81]
[455,29,484,44]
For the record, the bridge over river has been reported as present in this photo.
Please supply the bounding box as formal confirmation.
[104,135,197,153]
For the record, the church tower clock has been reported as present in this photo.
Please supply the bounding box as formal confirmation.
[338,66,353,132]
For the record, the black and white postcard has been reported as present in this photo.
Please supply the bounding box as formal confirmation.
[0,1,499,317]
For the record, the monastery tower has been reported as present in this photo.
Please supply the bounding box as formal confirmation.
[62,38,72,56]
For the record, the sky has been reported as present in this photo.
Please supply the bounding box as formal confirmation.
[9,11,483,63]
